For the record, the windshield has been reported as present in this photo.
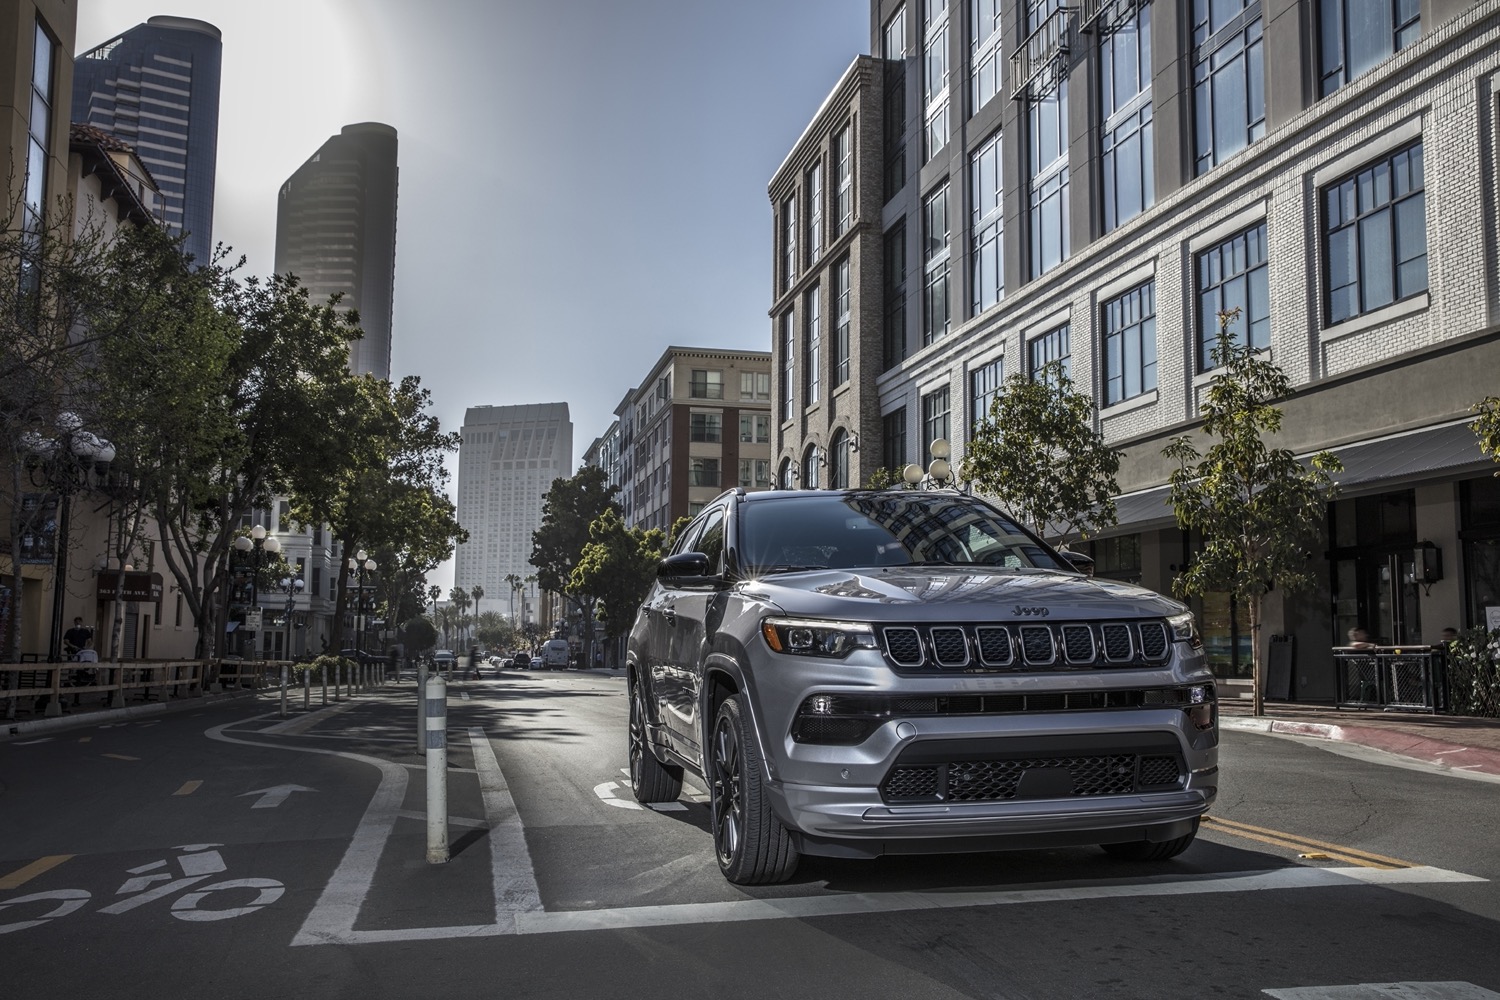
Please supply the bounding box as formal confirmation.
[737,492,1067,575]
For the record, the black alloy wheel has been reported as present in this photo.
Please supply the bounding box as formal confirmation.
[628,674,681,803]
[709,695,798,884]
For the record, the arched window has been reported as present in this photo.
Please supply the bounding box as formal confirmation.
[829,430,850,489]
[779,458,796,490]
[802,445,821,490]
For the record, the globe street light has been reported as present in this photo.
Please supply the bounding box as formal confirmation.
[232,525,280,656]
[23,413,116,662]
[276,574,306,657]
[348,551,378,676]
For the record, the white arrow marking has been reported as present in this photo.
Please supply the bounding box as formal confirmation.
[593,781,642,810]
[240,784,317,809]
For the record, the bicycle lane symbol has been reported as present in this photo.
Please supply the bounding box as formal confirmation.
[0,844,285,934]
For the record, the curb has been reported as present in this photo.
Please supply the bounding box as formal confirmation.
[2,689,262,741]
[1222,716,1500,777]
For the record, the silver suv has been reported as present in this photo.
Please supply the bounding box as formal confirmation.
[627,489,1218,884]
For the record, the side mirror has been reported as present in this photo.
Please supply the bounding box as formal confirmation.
[1059,550,1095,577]
[659,552,711,581]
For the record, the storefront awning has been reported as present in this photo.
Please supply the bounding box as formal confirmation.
[1108,420,1491,533]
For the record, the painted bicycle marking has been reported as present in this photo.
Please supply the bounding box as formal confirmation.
[0,844,284,934]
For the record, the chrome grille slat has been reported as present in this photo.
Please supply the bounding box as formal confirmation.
[1019,625,1055,665]
[930,626,969,668]
[1101,623,1133,661]
[1060,624,1095,663]
[974,626,1013,666]
[883,627,924,667]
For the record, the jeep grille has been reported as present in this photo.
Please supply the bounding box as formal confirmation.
[878,620,1175,673]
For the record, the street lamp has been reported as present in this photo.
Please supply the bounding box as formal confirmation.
[348,550,378,674]
[232,525,280,657]
[275,574,306,657]
[23,413,116,662]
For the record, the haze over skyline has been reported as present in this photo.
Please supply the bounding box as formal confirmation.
[78,0,870,590]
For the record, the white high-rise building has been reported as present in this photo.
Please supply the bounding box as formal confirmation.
[454,404,573,611]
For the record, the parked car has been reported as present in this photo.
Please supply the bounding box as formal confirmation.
[511,650,531,669]
[627,488,1217,884]
[431,649,457,672]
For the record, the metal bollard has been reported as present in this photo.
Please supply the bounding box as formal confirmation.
[321,661,329,706]
[424,673,449,864]
[302,664,310,710]
[415,660,428,754]
[279,663,289,717]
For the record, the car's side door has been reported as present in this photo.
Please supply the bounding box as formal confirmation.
[662,503,727,758]
[651,514,705,740]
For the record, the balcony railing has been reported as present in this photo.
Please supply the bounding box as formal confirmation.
[1079,0,1142,34]
[1010,5,1073,102]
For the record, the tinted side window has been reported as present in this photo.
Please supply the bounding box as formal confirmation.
[672,517,705,557]
[697,506,727,573]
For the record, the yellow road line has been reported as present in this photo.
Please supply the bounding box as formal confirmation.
[1202,815,1416,869]
[101,753,139,761]
[174,780,202,796]
[0,855,73,890]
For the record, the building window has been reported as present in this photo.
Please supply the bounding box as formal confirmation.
[883,6,908,203]
[1101,4,1153,232]
[1324,142,1426,326]
[1102,281,1157,406]
[883,408,908,474]
[1319,0,1419,97]
[311,566,322,597]
[834,258,851,386]
[688,458,721,488]
[782,193,798,291]
[782,312,795,415]
[802,445,822,489]
[689,370,723,400]
[807,162,824,264]
[1192,0,1265,176]
[779,458,795,489]
[834,126,853,236]
[1460,477,1500,630]
[829,431,851,490]
[883,223,908,370]
[1029,78,1070,277]
[1197,221,1269,369]
[739,458,772,489]
[922,183,950,346]
[21,19,57,295]
[923,0,949,162]
[1029,324,1071,384]
[740,413,771,444]
[970,358,1004,432]
[971,131,1003,316]
[740,371,771,401]
[971,0,1003,112]
[805,284,822,404]
[689,413,722,443]
[922,385,951,450]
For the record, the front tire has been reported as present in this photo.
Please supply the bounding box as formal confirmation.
[628,674,682,803]
[710,695,799,884]
[1099,818,1200,861]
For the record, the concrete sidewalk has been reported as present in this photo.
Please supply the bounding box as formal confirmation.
[1219,698,1500,777]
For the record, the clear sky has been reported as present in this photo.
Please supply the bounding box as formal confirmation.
[78,0,871,589]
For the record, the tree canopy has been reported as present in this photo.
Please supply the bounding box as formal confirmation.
[963,362,1122,542]
[531,466,620,597]
[570,508,667,655]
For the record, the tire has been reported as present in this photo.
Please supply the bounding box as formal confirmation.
[628,674,682,803]
[1099,818,1200,861]
[710,695,799,884]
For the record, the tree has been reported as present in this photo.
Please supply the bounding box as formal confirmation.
[505,572,523,625]
[1475,396,1500,472]
[1164,313,1341,716]
[401,615,437,656]
[448,585,471,646]
[963,362,1123,543]
[570,509,667,666]
[531,466,620,665]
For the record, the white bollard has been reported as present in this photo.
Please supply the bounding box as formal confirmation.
[424,673,449,864]
[415,659,428,754]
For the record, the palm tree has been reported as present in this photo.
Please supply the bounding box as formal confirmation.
[449,586,471,645]
[505,573,523,627]
[470,585,484,639]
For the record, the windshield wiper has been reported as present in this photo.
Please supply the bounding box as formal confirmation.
[758,564,829,574]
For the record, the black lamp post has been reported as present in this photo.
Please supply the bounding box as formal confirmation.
[275,573,305,658]
[232,525,280,657]
[23,414,116,663]
[348,551,377,667]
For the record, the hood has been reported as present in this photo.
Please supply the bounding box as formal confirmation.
[738,566,1185,623]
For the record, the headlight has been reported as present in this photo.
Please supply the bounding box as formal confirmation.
[1168,611,1203,649]
[760,617,877,658]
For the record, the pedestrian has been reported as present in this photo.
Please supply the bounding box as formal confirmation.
[1346,626,1376,650]
[71,637,99,706]
[63,616,93,658]
[1440,627,1459,644]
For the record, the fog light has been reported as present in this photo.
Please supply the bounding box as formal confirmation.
[1190,685,1207,704]
[1187,703,1215,731]
[808,694,834,715]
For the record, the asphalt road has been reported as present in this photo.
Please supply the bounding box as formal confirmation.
[3,670,1499,1000]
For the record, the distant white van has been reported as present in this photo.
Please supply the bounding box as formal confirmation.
[540,639,571,669]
